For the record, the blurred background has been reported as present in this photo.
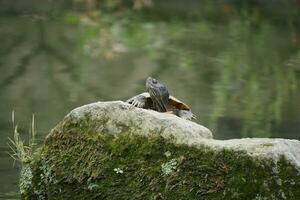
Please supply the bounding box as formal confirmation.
[0,0,300,198]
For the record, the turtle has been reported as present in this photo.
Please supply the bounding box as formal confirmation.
[126,77,196,120]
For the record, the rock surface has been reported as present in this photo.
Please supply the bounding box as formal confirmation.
[20,101,300,200]
[66,101,300,169]
[65,101,213,142]
[203,138,300,170]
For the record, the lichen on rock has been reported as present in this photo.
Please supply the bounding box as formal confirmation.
[20,101,300,200]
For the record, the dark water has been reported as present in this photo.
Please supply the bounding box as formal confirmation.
[0,1,300,198]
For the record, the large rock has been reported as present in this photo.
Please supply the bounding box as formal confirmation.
[63,101,213,143]
[20,101,300,200]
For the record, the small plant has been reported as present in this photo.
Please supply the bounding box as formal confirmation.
[7,111,37,166]
[113,168,123,174]
[164,151,171,158]
[87,183,99,191]
[161,159,177,175]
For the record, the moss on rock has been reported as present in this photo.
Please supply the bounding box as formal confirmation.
[21,131,300,199]
[20,102,300,200]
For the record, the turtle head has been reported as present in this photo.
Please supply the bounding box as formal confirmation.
[146,77,169,112]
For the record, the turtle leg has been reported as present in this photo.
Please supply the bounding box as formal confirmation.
[172,108,196,120]
[126,94,147,108]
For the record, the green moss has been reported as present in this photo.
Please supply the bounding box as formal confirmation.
[20,124,300,200]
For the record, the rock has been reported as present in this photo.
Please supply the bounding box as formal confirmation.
[20,101,300,200]
[62,101,213,142]
[202,138,300,170]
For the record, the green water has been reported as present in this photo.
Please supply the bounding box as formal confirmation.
[0,0,300,198]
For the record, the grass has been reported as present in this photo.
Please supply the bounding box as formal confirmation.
[7,111,37,166]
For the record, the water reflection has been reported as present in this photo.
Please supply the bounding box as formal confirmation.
[0,0,300,197]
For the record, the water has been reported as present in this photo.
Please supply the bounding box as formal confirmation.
[0,1,300,198]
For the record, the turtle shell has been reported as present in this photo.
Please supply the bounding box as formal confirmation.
[127,92,195,120]
[168,96,190,111]
[137,92,190,111]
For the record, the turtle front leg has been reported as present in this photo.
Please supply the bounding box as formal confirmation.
[126,93,147,108]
